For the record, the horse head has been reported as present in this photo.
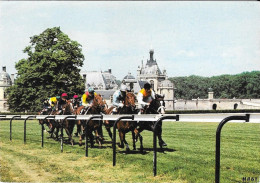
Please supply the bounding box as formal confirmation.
[92,94,106,113]
[147,94,165,114]
[61,100,74,115]
[125,92,136,113]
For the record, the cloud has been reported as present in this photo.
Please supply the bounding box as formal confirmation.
[175,50,198,58]
[221,47,244,59]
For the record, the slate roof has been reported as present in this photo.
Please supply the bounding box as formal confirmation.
[96,90,115,100]
[81,71,108,90]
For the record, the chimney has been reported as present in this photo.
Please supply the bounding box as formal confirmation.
[108,69,112,74]
[11,74,15,85]
[2,66,6,72]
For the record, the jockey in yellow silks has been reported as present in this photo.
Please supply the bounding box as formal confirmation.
[82,87,97,108]
[48,96,59,111]
[137,83,155,113]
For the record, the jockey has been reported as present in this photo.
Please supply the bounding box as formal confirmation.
[57,93,68,114]
[48,96,59,111]
[40,98,51,114]
[43,99,50,109]
[137,83,156,114]
[72,94,81,109]
[112,84,128,114]
[81,88,97,113]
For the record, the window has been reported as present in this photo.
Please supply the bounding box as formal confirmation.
[234,103,238,110]
[212,104,217,110]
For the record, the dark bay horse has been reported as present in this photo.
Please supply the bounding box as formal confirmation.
[104,92,143,152]
[38,107,53,132]
[61,100,75,145]
[76,94,106,147]
[136,94,167,150]
[45,100,75,145]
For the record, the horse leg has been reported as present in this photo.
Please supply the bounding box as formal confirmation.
[74,123,80,137]
[132,131,136,150]
[122,132,130,153]
[105,126,113,140]
[157,124,167,149]
[94,130,102,148]
[97,121,104,140]
[88,130,95,148]
[55,127,60,140]
[134,128,143,152]
[104,120,113,140]
[118,131,124,149]
[79,124,85,146]
[68,120,75,146]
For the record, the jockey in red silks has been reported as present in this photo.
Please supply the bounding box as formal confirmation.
[72,94,81,109]
[57,93,68,114]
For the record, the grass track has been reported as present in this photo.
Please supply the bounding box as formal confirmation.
[0,120,259,182]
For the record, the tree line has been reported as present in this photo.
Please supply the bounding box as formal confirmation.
[169,71,260,100]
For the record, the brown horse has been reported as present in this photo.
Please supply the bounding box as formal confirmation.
[38,107,53,132]
[45,100,75,145]
[61,100,75,145]
[76,94,106,147]
[104,92,143,152]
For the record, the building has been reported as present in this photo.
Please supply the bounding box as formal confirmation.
[175,90,260,110]
[0,66,14,112]
[80,69,119,106]
[131,49,175,110]
[80,69,118,91]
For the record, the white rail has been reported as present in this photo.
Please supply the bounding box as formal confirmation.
[0,113,260,123]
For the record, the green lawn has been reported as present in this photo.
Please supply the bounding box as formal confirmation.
[0,120,259,182]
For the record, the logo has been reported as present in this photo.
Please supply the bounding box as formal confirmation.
[241,177,259,183]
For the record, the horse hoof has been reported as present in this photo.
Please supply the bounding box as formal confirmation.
[126,148,130,153]
[159,141,167,147]
[118,144,124,148]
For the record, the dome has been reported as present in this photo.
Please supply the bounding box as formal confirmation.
[0,66,12,86]
[123,72,135,80]
[159,79,174,88]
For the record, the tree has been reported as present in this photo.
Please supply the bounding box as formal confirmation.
[6,27,85,112]
[169,71,260,100]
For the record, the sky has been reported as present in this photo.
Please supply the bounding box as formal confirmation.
[0,1,260,80]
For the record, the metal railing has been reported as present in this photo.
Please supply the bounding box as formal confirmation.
[0,113,258,181]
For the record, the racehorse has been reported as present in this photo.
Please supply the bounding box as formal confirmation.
[76,94,106,147]
[136,94,167,150]
[103,92,143,152]
[38,106,52,132]
[46,100,75,145]
[61,100,75,145]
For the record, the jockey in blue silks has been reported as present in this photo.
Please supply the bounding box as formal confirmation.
[112,84,128,114]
